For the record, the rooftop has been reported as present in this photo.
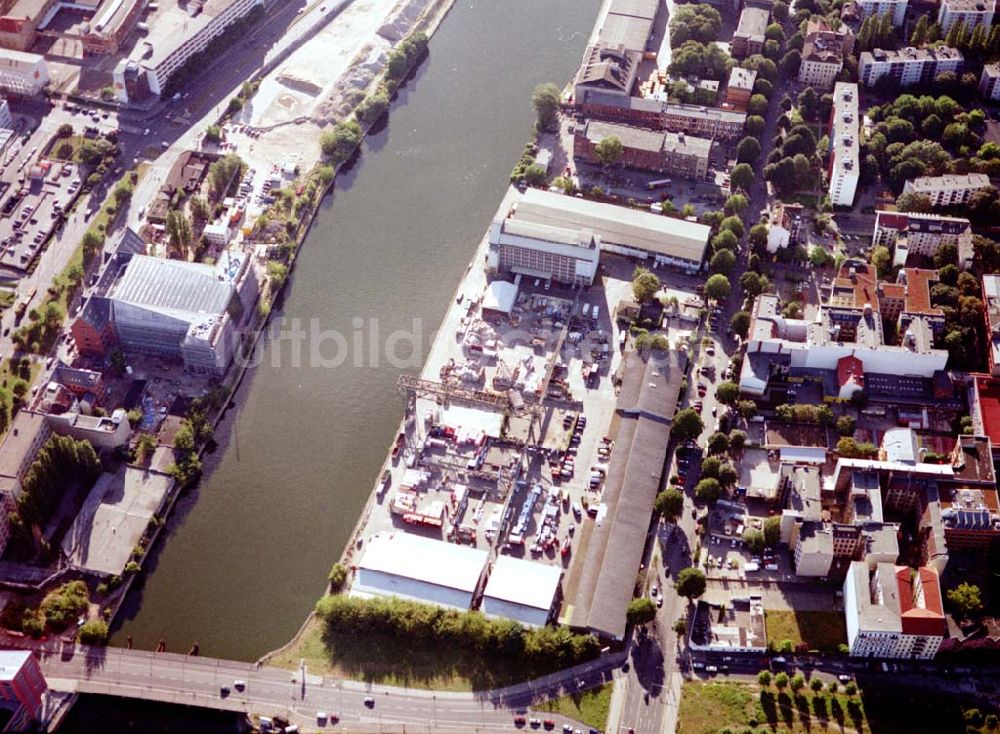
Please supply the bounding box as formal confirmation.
[581,119,712,158]
[905,172,990,193]
[941,0,994,11]
[512,187,710,264]
[129,0,253,70]
[728,66,757,91]
[357,532,488,593]
[735,6,769,40]
[597,11,653,54]
[576,44,641,95]
[831,82,859,182]
[803,20,849,64]
[863,46,964,63]
[483,555,561,611]
[0,650,31,681]
[110,255,233,320]
[0,410,48,480]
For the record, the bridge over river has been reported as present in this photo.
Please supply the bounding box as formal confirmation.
[5,638,624,732]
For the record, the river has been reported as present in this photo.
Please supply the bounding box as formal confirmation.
[109,0,600,661]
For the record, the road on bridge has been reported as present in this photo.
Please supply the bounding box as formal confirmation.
[7,639,623,732]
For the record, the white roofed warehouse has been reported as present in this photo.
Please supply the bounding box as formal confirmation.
[508,187,709,273]
[353,533,488,611]
[482,555,562,627]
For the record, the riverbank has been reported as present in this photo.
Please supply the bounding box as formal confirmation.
[112,0,601,661]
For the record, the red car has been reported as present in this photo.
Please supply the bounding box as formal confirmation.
[543,721,555,730]
[514,716,526,727]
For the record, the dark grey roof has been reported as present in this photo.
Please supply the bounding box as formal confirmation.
[79,296,113,332]
[617,348,685,423]
[571,349,685,639]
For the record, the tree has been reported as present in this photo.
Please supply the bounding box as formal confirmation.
[718,463,738,487]
[729,430,747,452]
[695,477,722,502]
[78,618,109,645]
[896,191,932,213]
[736,137,762,163]
[673,617,687,636]
[780,49,801,76]
[743,54,778,81]
[594,136,624,167]
[836,415,856,436]
[754,77,774,99]
[204,125,221,144]
[328,562,348,591]
[798,86,819,119]
[675,567,707,600]
[739,271,769,297]
[763,516,781,547]
[743,529,765,553]
[791,673,806,692]
[712,229,739,252]
[870,245,891,277]
[724,194,748,216]
[655,488,685,522]
[671,408,704,442]
[911,14,929,46]
[946,582,983,616]
[716,381,740,405]
[522,164,547,186]
[320,120,362,164]
[113,180,133,205]
[134,433,157,466]
[532,83,560,131]
[701,456,722,479]
[189,196,210,223]
[627,597,657,625]
[748,94,769,116]
[669,4,723,45]
[633,268,660,302]
[670,40,733,80]
[719,216,745,238]
[746,115,766,137]
[707,431,730,455]
[758,670,772,686]
[747,223,769,249]
[710,249,736,274]
[775,672,789,690]
[811,678,824,692]
[165,210,192,253]
[844,682,857,696]
[705,274,731,302]
[730,162,754,191]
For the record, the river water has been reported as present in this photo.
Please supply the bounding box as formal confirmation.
[111,0,600,661]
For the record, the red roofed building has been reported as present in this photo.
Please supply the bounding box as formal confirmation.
[836,355,864,400]
[844,561,946,659]
[897,566,947,642]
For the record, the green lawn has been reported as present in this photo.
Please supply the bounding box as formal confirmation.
[270,615,564,692]
[538,683,613,731]
[679,681,871,734]
[765,610,847,652]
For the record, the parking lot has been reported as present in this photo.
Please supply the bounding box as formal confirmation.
[0,160,81,271]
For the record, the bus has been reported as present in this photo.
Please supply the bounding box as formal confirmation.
[646,178,671,190]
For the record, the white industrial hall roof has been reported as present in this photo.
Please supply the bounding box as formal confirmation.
[483,555,562,610]
[357,533,488,592]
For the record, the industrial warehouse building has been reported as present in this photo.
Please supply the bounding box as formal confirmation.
[354,533,488,610]
[71,250,259,376]
[508,187,709,273]
[481,555,562,627]
[570,348,686,639]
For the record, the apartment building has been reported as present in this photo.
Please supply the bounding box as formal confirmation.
[902,173,991,208]
[725,67,757,110]
[938,0,995,32]
[828,82,859,208]
[574,119,711,179]
[487,218,601,287]
[799,20,854,89]
[980,62,1000,101]
[579,91,747,139]
[857,0,908,24]
[113,0,263,103]
[873,211,973,268]
[843,562,946,659]
[0,651,47,726]
[859,47,964,88]
[0,49,48,96]
[731,5,769,58]
[766,200,804,253]
[984,274,1000,377]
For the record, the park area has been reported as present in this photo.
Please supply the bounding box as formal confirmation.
[678,681,870,734]
[538,684,612,731]
[764,610,847,652]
